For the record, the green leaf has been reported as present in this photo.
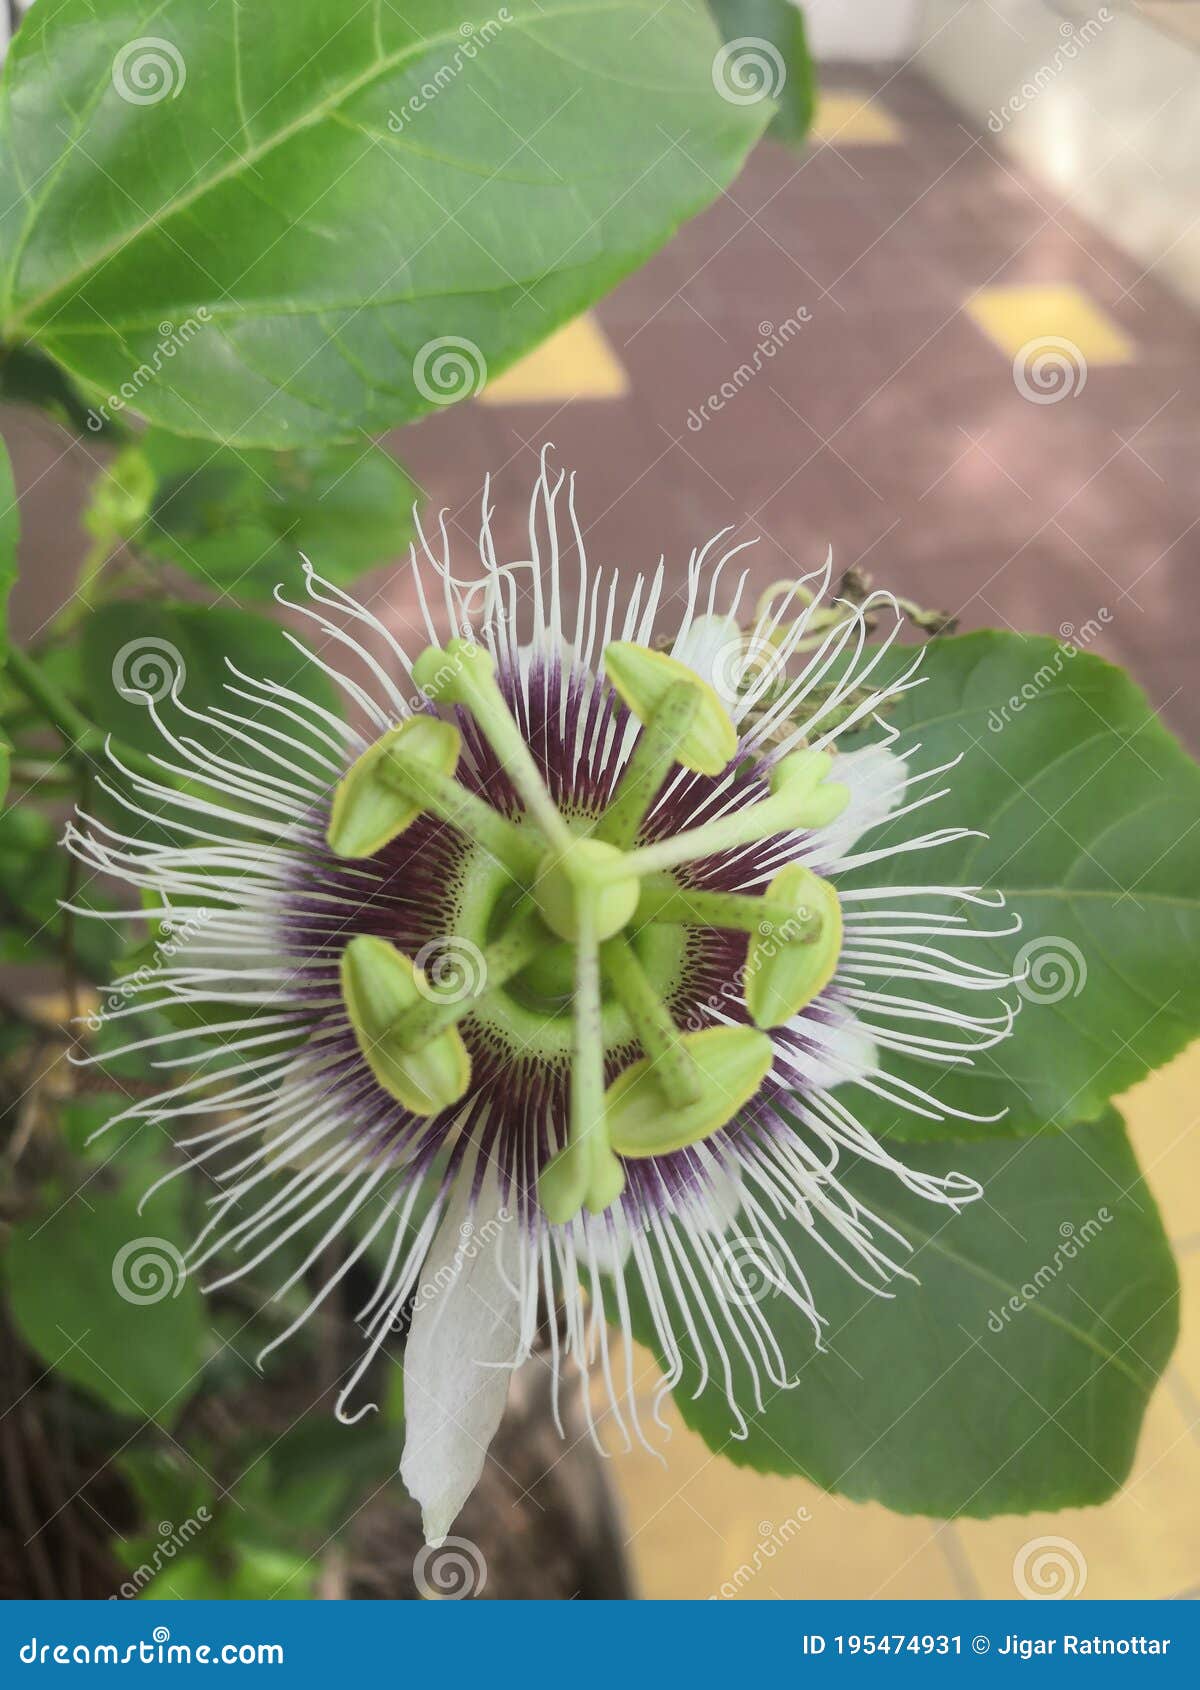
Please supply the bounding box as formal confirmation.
[707,0,815,146]
[0,432,16,661]
[0,805,120,974]
[840,632,1200,1136]
[118,1445,216,1547]
[134,434,418,598]
[147,1546,317,1600]
[631,1110,1178,1516]
[243,1416,404,1538]
[6,1170,208,1423]
[0,0,766,446]
[0,343,127,439]
[80,597,339,766]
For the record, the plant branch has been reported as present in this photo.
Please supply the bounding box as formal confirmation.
[5,645,161,781]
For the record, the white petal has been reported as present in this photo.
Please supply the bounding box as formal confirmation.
[785,1006,878,1092]
[682,1148,744,1236]
[399,1169,523,1545]
[579,1210,632,1275]
[670,611,741,697]
[808,746,908,870]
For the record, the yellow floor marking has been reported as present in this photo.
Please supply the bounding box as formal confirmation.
[480,313,629,405]
[811,91,904,146]
[966,283,1136,364]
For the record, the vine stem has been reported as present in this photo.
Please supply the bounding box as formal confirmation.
[47,536,113,637]
[5,645,161,781]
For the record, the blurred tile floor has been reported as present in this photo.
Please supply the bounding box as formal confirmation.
[388,65,1200,755]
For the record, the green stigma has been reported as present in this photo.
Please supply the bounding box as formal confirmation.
[326,640,851,1225]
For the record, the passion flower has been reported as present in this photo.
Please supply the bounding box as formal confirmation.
[67,456,1017,1544]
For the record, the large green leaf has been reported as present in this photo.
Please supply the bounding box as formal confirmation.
[80,597,339,767]
[135,434,418,598]
[707,0,815,145]
[631,1111,1178,1516]
[839,632,1200,1136]
[0,0,767,446]
[7,1163,209,1422]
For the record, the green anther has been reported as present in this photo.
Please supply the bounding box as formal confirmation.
[744,864,842,1029]
[634,875,822,942]
[382,752,540,879]
[386,905,546,1052]
[601,934,703,1109]
[596,679,704,850]
[327,717,460,858]
[603,644,737,780]
[597,748,851,883]
[606,1025,774,1158]
[340,935,471,1116]
[537,839,639,944]
[412,639,572,851]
